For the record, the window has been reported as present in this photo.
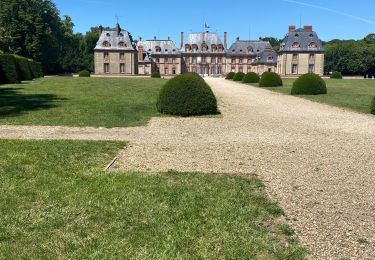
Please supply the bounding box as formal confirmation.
[118,42,126,47]
[218,57,222,63]
[292,42,300,48]
[309,53,315,60]
[231,66,235,72]
[102,41,110,47]
[155,46,161,52]
[120,52,124,60]
[309,42,317,49]
[292,53,298,60]
[308,64,315,73]
[202,43,208,52]
[172,58,175,63]
[247,47,253,53]
[217,66,222,74]
[172,68,176,74]
[267,55,273,61]
[231,58,236,64]
[295,33,299,37]
[192,57,196,64]
[239,66,243,72]
[104,63,109,73]
[292,64,298,74]
[164,67,169,75]
[120,63,125,73]
[211,66,216,75]
[119,33,124,37]
[106,33,110,37]
[212,57,216,64]
[155,57,160,63]
[202,57,206,63]
[104,52,109,59]
[247,59,252,64]
[164,57,169,63]
[239,58,243,64]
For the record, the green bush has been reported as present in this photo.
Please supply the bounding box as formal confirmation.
[78,70,91,77]
[157,73,219,116]
[225,72,235,80]
[242,72,260,83]
[151,71,161,78]
[371,96,375,115]
[28,60,44,78]
[291,73,327,95]
[259,72,283,87]
[15,55,33,81]
[0,54,19,84]
[233,72,245,81]
[330,71,342,79]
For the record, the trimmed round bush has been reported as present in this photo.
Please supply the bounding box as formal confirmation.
[242,72,260,83]
[259,72,283,87]
[291,73,327,95]
[78,70,91,77]
[233,72,245,81]
[225,72,235,80]
[371,96,375,115]
[330,71,342,79]
[156,73,219,116]
[151,71,161,78]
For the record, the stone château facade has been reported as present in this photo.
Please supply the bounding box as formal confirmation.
[94,24,324,77]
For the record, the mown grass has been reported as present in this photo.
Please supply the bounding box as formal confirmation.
[0,139,307,259]
[250,78,375,114]
[0,77,166,127]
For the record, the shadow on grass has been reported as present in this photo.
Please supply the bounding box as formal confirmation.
[0,87,64,117]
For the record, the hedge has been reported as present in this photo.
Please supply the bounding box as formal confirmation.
[371,96,375,115]
[28,60,44,78]
[151,71,161,78]
[242,72,260,83]
[233,72,245,81]
[15,55,33,81]
[259,72,283,87]
[291,73,327,95]
[225,72,235,80]
[79,70,91,77]
[0,54,19,84]
[330,71,342,79]
[156,73,219,116]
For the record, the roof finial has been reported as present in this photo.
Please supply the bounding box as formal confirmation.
[115,15,119,25]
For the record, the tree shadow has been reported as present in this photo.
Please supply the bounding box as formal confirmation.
[0,87,64,117]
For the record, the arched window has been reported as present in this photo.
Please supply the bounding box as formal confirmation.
[211,44,217,52]
[295,33,299,37]
[192,44,198,51]
[292,42,300,48]
[267,55,273,61]
[155,46,161,52]
[106,33,110,37]
[247,47,253,53]
[119,33,124,37]
[309,42,317,48]
[118,41,126,47]
[102,41,111,47]
[185,44,191,52]
[309,33,314,38]
[217,44,223,51]
[201,43,208,51]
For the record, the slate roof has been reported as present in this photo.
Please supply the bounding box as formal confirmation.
[182,32,225,53]
[94,26,136,51]
[227,40,273,55]
[257,50,277,64]
[279,28,324,52]
[137,40,181,55]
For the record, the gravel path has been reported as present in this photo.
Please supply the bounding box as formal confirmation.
[1,78,374,258]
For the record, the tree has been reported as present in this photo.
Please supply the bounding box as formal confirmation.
[259,37,282,51]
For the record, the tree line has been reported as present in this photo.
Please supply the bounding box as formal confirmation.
[1,0,374,76]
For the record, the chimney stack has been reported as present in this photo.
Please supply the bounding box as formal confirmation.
[99,25,103,37]
[224,32,227,49]
[303,25,313,32]
[168,36,170,41]
[236,36,240,41]
[180,32,184,49]
[154,36,156,40]
[288,25,296,32]
[115,23,121,36]
[138,46,143,62]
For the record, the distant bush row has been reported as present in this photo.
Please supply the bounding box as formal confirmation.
[0,54,43,84]
[226,71,282,87]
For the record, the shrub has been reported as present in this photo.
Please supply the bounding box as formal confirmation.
[151,71,161,78]
[78,70,91,77]
[259,72,283,87]
[225,72,235,80]
[371,96,375,115]
[242,72,260,83]
[156,73,219,116]
[233,72,245,81]
[0,54,19,84]
[291,73,327,95]
[330,71,342,79]
[28,60,44,78]
[15,55,33,81]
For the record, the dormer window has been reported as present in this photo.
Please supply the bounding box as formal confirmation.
[309,42,317,48]
[155,46,161,52]
[247,47,253,53]
[172,49,176,52]
[295,33,299,37]
[201,43,208,52]
[148,49,151,51]
[267,55,273,61]
[292,42,300,48]
[165,49,168,52]
[211,44,217,52]
[106,33,110,37]
[118,41,126,47]
[309,33,314,37]
[240,49,243,52]
[185,44,191,52]
[232,49,235,52]
[119,33,124,37]
[102,41,111,47]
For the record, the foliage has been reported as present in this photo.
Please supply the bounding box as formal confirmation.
[0,77,165,127]
[291,73,327,95]
[330,71,342,79]
[371,96,375,115]
[233,72,245,81]
[225,72,235,79]
[259,37,282,51]
[14,55,33,81]
[28,60,44,78]
[324,35,375,76]
[78,70,90,77]
[259,71,282,87]
[157,73,218,116]
[0,54,19,83]
[151,71,161,78]
[242,72,260,83]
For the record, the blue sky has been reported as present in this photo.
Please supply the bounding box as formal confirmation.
[55,0,374,43]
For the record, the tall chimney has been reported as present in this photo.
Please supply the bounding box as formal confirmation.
[99,25,103,37]
[236,36,240,41]
[303,25,313,32]
[180,32,184,49]
[224,32,227,49]
[138,46,143,62]
[168,36,170,41]
[288,25,296,32]
[115,23,121,36]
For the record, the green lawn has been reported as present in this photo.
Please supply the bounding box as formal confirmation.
[0,77,166,127]
[251,78,375,114]
[0,139,306,259]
